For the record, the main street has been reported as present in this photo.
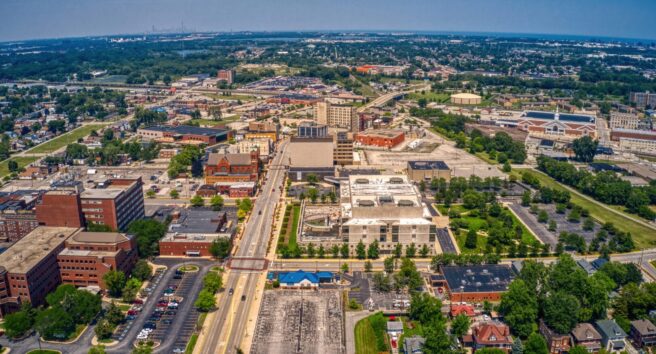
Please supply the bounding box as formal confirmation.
[199,140,289,354]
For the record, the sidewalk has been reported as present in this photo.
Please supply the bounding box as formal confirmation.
[345,311,372,354]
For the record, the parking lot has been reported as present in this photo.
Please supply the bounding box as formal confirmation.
[348,272,411,311]
[252,290,344,354]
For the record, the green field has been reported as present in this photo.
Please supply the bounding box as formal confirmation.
[288,204,301,248]
[0,156,40,177]
[190,115,241,126]
[28,124,105,154]
[514,169,656,249]
[407,91,450,103]
[355,312,389,354]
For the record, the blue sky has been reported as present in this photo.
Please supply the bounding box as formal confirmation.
[1,0,655,42]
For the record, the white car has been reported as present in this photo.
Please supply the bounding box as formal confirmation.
[137,333,149,340]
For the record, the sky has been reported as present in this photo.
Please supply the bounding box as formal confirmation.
[1,0,655,42]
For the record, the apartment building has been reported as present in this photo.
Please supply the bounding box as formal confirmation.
[334,132,354,166]
[315,101,358,132]
[630,91,656,108]
[610,112,641,130]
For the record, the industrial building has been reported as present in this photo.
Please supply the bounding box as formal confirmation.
[630,91,656,109]
[355,130,405,148]
[450,93,482,105]
[137,125,231,145]
[610,128,656,155]
[339,175,438,255]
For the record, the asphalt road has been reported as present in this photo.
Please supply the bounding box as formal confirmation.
[200,140,289,354]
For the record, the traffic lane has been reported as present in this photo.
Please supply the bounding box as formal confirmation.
[225,273,259,353]
[199,274,241,354]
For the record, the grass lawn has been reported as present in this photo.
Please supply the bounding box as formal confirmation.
[288,204,301,248]
[190,116,240,127]
[185,334,198,354]
[0,156,40,177]
[28,124,105,154]
[514,169,656,249]
[399,317,424,352]
[178,265,199,272]
[355,312,389,354]
[474,152,500,165]
[407,91,450,103]
[118,304,132,311]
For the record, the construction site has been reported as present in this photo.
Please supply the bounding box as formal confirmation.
[251,290,345,354]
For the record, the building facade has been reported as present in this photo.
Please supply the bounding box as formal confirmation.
[80,177,145,231]
[315,101,358,131]
[609,112,641,130]
[355,130,405,148]
[630,91,656,108]
[334,132,354,166]
[517,111,597,139]
[407,160,451,182]
[540,320,571,354]
[204,150,260,184]
[57,231,138,289]
[137,125,231,145]
[610,129,656,155]
[217,69,234,84]
[298,122,328,138]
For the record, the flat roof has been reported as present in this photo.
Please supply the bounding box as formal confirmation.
[451,93,481,99]
[67,231,131,244]
[141,125,229,137]
[523,110,596,124]
[168,208,225,234]
[441,264,515,294]
[408,160,449,171]
[0,227,80,274]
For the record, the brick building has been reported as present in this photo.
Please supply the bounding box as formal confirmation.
[246,121,279,142]
[540,320,571,354]
[217,69,234,84]
[0,227,80,317]
[57,231,138,290]
[517,110,597,139]
[159,208,233,257]
[464,322,513,353]
[80,177,145,231]
[0,192,41,242]
[437,264,515,302]
[35,190,84,228]
[204,150,259,184]
[137,125,231,145]
[355,130,405,148]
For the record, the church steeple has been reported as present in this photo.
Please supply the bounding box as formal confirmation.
[554,105,560,121]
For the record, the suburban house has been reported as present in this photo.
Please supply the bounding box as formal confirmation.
[630,319,656,349]
[570,323,602,353]
[464,322,513,353]
[595,320,627,353]
[540,320,571,354]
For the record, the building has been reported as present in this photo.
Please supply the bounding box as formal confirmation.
[517,110,597,139]
[213,181,257,197]
[609,112,641,130]
[0,227,79,317]
[0,193,41,242]
[57,231,138,290]
[630,91,656,108]
[297,122,328,138]
[314,101,358,131]
[35,190,84,229]
[595,320,627,353]
[629,319,656,349]
[204,150,260,184]
[334,132,354,166]
[340,175,438,255]
[403,336,425,354]
[217,69,234,84]
[466,322,513,353]
[540,320,571,354]
[274,270,333,289]
[355,65,407,76]
[355,130,405,148]
[246,121,279,142]
[570,323,602,353]
[80,177,145,231]
[288,136,334,181]
[230,138,273,161]
[450,93,482,105]
[438,264,515,302]
[610,129,656,155]
[407,161,451,183]
[137,125,231,145]
[158,208,232,257]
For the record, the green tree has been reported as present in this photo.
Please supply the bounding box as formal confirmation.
[521,191,531,207]
[395,258,422,292]
[94,318,114,340]
[476,349,506,354]
[203,272,223,293]
[7,160,18,172]
[419,244,430,257]
[364,260,373,272]
[35,306,75,340]
[146,190,156,198]
[210,195,224,211]
[393,244,403,258]
[499,280,538,338]
[544,292,580,334]
[103,270,126,297]
[372,272,392,292]
[367,240,379,259]
[132,260,152,281]
[169,189,179,199]
[511,337,524,354]
[195,289,216,311]
[409,292,443,325]
[190,195,204,207]
[340,244,350,258]
[451,313,471,338]
[538,210,549,223]
[524,333,549,354]
[568,346,590,354]
[209,238,231,259]
[465,229,478,249]
[89,345,107,354]
[405,243,417,258]
[105,302,124,326]
[356,241,366,259]
[307,188,319,203]
[572,136,599,162]
[384,257,395,273]
[502,161,512,173]
[3,310,33,339]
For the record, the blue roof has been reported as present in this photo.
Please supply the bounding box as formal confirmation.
[525,111,595,123]
[278,270,319,284]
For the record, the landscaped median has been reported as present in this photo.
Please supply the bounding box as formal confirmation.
[514,168,656,249]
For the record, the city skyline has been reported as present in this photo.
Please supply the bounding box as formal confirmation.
[1,0,656,42]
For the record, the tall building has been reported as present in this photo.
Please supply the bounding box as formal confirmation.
[630,92,656,109]
[0,227,80,317]
[57,231,138,290]
[35,190,84,228]
[334,132,354,166]
[297,122,328,138]
[339,175,438,255]
[217,69,234,84]
[314,101,358,131]
[80,177,145,231]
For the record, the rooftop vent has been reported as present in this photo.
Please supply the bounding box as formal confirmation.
[355,178,369,184]
[397,200,414,207]
[389,177,404,184]
[358,200,375,207]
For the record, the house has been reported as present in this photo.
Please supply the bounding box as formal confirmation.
[540,320,571,354]
[595,320,627,353]
[467,322,513,353]
[404,335,425,354]
[276,270,333,289]
[570,323,602,353]
[630,319,656,348]
[450,304,476,318]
